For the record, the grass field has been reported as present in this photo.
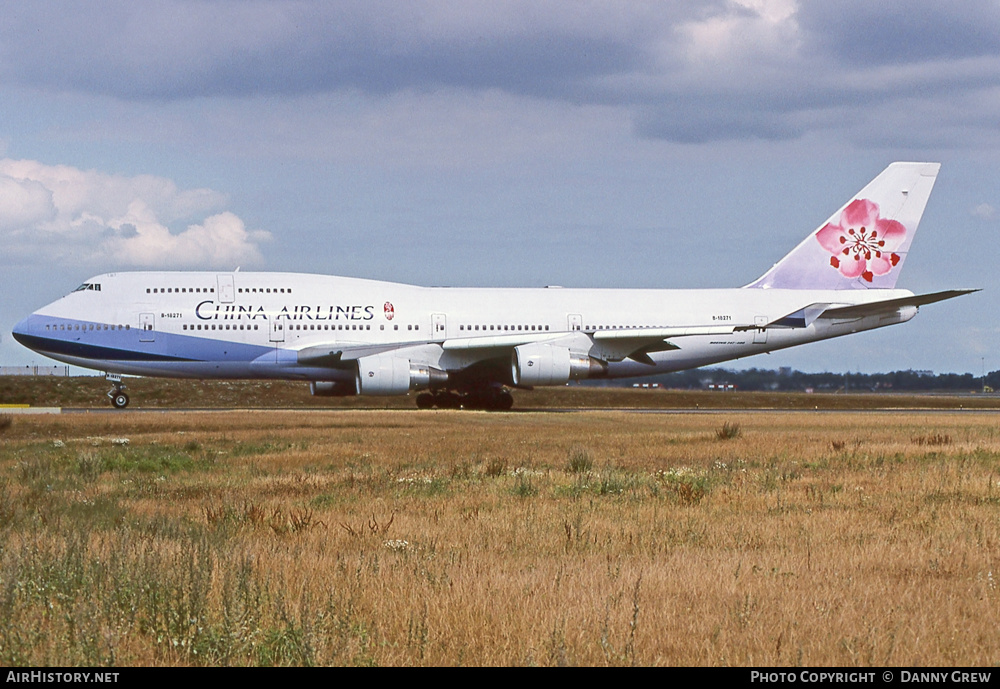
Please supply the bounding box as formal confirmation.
[0,405,998,666]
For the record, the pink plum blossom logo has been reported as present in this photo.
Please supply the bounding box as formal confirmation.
[816,199,906,282]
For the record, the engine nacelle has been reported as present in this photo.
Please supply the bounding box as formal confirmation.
[355,353,448,396]
[511,343,604,386]
[309,380,358,397]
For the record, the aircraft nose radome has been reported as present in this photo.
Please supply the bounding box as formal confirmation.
[11,317,31,346]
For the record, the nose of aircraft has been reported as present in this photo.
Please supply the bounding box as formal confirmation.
[11,316,31,347]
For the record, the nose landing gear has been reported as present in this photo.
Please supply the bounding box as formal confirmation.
[106,374,129,409]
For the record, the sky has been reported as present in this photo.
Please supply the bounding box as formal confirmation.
[0,0,997,376]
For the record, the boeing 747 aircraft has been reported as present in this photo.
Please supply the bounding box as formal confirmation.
[12,162,975,410]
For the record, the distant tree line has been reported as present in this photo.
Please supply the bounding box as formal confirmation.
[589,367,999,392]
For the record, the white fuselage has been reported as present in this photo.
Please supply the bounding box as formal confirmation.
[12,271,916,390]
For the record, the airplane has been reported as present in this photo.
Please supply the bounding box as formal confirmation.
[11,162,976,410]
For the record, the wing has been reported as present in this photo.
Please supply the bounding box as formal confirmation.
[294,324,747,372]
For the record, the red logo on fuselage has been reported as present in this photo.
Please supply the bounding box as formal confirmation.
[384,302,395,320]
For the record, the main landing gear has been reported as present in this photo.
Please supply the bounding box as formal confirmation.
[106,374,130,409]
[416,388,514,411]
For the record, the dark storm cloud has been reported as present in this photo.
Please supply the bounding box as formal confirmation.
[0,1,653,99]
[798,0,1000,64]
[3,1,1000,146]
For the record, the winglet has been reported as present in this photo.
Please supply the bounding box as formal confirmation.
[746,162,941,290]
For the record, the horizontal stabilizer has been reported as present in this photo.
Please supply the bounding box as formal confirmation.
[817,289,979,319]
[758,303,833,329]
[753,289,979,330]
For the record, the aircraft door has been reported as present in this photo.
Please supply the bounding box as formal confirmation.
[139,313,155,342]
[568,314,583,331]
[269,317,285,342]
[754,316,768,344]
[217,275,235,303]
[432,313,447,339]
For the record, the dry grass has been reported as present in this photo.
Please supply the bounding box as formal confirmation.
[0,409,998,666]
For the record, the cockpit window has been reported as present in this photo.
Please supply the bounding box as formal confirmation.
[73,283,101,292]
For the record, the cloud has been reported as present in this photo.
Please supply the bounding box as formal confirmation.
[972,203,996,220]
[0,174,56,232]
[0,1,656,99]
[798,0,1000,64]
[4,1,1000,147]
[0,159,270,268]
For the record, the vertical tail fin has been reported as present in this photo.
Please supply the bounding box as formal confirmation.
[746,162,940,290]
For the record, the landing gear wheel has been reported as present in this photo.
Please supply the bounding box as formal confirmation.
[418,388,513,411]
[437,391,462,409]
[107,377,130,409]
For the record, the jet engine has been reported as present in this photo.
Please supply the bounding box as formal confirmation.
[511,343,605,386]
[355,353,448,396]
